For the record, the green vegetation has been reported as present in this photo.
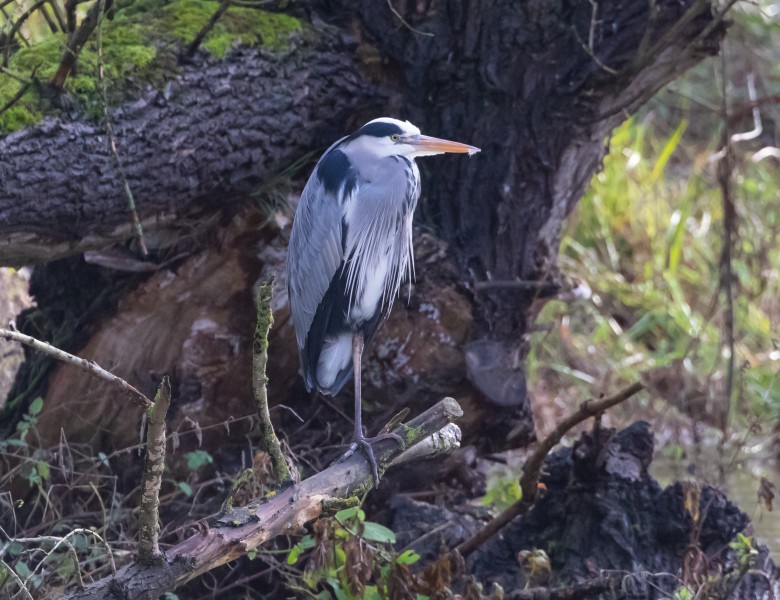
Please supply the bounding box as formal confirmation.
[528,95,780,430]
[286,505,427,600]
[0,0,302,133]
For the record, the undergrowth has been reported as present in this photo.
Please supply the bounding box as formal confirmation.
[528,70,780,436]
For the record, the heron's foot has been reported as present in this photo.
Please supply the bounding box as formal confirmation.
[342,432,405,487]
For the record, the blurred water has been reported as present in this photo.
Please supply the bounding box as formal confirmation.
[651,454,780,562]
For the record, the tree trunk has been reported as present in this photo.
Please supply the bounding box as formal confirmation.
[0,0,725,456]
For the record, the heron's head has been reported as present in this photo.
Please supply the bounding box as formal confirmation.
[344,117,480,160]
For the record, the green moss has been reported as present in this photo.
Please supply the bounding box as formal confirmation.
[161,0,301,57]
[0,0,302,133]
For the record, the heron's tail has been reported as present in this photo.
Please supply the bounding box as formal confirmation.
[309,333,353,395]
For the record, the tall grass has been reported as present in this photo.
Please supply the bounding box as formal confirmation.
[528,113,780,430]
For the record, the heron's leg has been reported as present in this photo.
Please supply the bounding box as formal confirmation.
[352,329,365,442]
[347,330,403,487]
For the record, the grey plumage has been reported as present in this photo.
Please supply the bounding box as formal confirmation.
[286,117,478,482]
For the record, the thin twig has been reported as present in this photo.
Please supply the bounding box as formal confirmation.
[1,0,48,67]
[454,381,644,558]
[51,0,102,89]
[95,0,148,256]
[38,3,59,34]
[0,327,152,408]
[252,276,291,483]
[0,65,35,85]
[48,0,67,32]
[571,19,618,76]
[21,535,84,590]
[386,0,433,37]
[0,557,33,600]
[186,0,231,57]
[506,573,624,599]
[0,78,31,117]
[138,377,171,564]
[473,279,561,292]
[716,49,735,437]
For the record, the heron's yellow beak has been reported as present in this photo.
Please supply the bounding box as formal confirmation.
[408,134,481,156]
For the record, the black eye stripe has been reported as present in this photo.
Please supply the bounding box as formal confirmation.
[353,122,405,138]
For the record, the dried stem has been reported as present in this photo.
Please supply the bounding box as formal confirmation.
[0,326,152,408]
[454,381,644,558]
[95,0,148,256]
[50,0,102,89]
[0,557,33,599]
[186,0,231,57]
[252,276,291,483]
[137,377,171,564]
[716,49,735,437]
[1,0,48,66]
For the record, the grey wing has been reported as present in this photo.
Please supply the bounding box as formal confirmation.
[286,174,345,350]
[342,163,419,317]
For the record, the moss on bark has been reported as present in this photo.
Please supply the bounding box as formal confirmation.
[0,0,302,133]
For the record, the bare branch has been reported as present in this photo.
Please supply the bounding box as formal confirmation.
[0,327,152,408]
[186,0,231,57]
[1,0,49,67]
[138,377,171,564]
[454,382,644,558]
[506,573,624,599]
[252,276,292,483]
[51,0,104,89]
[60,397,463,600]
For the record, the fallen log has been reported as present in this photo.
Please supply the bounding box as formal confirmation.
[60,397,463,600]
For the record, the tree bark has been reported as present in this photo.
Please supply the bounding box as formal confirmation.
[341,0,725,339]
[0,0,726,455]
[0,41,379,265]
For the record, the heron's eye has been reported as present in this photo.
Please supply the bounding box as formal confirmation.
[390,134,401,142]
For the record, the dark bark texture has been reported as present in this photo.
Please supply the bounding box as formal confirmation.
[0,0,726,511]
[390,422,780,599]
[338,0,724,338]
[0,40,379,264]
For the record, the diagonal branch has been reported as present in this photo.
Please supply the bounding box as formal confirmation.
[454,381,644,558]
[0,327,152,408]
[50,0,108,90]
[60,397,463,600]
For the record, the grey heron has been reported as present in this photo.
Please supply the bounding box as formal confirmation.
[286,117,479,481]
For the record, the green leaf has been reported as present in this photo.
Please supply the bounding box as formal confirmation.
[28,397,44,416]
[287,545,301,565]
[247,549,257,560]
[361,522,396,544]
[297,535,316,551]
[177,482,193,497]
[334,506,360,523]
[14,561,32,578]
[185,450,214,470]
[98,452,110,467]
[396,549,421,565]
[327,578,347,600]
[287,535,315,564]
[650,119,687,182]
[364,586,382,600]
[163,593,180,600]
[36,461,50,481]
